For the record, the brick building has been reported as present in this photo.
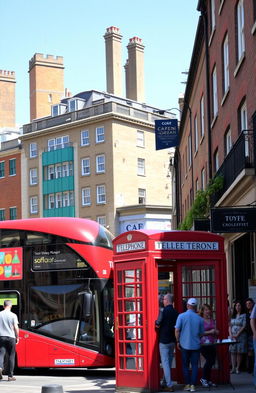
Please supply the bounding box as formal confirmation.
[173,0,256,301]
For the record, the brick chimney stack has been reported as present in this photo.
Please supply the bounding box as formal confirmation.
[29,53,64,121]
[0,70,16,128]
[104,26,123,96]
[125,37,145,102]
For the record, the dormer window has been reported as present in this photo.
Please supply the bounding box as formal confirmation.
[67,98,85,112]
[51,104,67,117]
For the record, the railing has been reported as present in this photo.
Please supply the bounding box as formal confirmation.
[211,130,255,205]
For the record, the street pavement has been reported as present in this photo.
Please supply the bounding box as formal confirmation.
[0,369,255,393]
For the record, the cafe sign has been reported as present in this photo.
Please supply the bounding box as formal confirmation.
[155,119,179,150]
[211,207,256,233]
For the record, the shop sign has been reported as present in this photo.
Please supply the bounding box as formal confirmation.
[155,241,219,251]
[211,207,256,233]
[155,119,179,150]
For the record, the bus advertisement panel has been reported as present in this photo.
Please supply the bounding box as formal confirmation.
[0,247,23,280]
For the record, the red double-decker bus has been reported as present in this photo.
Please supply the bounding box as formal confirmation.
[0,217,114,369]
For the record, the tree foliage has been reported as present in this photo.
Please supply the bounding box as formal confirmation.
[179,176,224,230]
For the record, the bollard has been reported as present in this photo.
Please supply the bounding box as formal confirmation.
[41,384,64,393]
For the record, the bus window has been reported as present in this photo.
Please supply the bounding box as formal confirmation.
[26,231,53,245]
[0,230,20,247]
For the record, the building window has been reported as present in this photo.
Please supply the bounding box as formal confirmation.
[81,158,90,176]
[194,115,198,153]
[55,164,62,179]
[96,185,106,204]
[138,188,146,204]
[56,193,62,208]
[30,196,38,214]
[201,168,206,190]
[48,136,69,151]
[48,166,55,180]
[137,130,145,147]
[200,95,205,139]
[239,99,247,132]
[188,135,192,167]
[212,66,218,118]
[223,34,230,94]
[62,163,69,177]
[30,168,38,185]
[63,192,69,207]
[210,0,216,33]
[10,207,17,220]
[48,94,52,103]
[236,0,245,61]
[213,149,219,173]
[0,161,5,178]
[224,127,232,156]
[97,216,106,227]
[9,159,16,176]
[137,158,145,176]
[82,187,91,206]
[30,143,38,158]
[81,130,90,146]
[96,154,105,174]
[195,179,199,193]
[48,194,55,209]
[96,127,105,143]
[0,209,5,221]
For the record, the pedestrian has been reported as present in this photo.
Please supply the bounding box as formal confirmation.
[155,293,179,392]
[175,298,204,393]
[229,300,247,374]
[245,298,255,373]
[199,304,219,388]
[250,303,256,388]
[0,299,19,381]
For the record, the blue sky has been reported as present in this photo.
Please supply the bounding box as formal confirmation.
[1,0,199,126]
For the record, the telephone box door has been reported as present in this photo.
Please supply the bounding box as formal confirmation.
[114,260,147,389]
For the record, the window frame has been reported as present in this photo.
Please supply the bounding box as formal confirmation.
[81,130,90,146]
[138,188,146,204]
[82,187,91,206]
[30,168,38,185]
[9,158,16,176]
[136,130,145,148]
[212,66,218,118]
[96,154,105,174]
[137,158,145,176]
[223,33,230,94]
[96,127,105,144]
[236,0,245,62]
[30,196,38,214]
[0,161,5,178]
[81,158,91,176]
[30,142,38,158]
[96,184,106,204]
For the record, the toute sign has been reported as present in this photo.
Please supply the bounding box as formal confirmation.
[211,207,256,233]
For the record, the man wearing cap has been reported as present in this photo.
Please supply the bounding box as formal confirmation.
[175,298,204,392]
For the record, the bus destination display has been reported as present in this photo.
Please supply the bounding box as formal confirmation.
[32,244,88,271]
[0,247,23,281]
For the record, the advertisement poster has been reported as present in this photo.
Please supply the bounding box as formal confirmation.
[0,247,23,281]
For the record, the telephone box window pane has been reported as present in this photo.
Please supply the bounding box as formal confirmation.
[138,357,144,370]
[136,269,142,281]
[136,284,142,297]
[137,343,143,354]
[117,271,123,283]
[125,270,135,283]
[126,357,136,369]
[119,329,124,340]
[118,300,123,312]
[137,299,142,311]
[125,285,135,298]
[137,313,143,326]
[137,328,143,340]
[126,313,136,325]
[118,314,123,325]
[119,357,124,369]
[125,300,135,311]
[118,285,123,298]
[119,343,124,354]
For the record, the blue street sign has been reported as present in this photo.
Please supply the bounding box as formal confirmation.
[155,119,179,150]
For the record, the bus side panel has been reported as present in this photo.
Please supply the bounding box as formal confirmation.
[18,330,114,368]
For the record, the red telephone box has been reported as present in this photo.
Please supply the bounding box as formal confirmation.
[113,230,229,392]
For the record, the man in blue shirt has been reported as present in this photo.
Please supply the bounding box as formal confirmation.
[156,293,179,392]
[175,298,204,392]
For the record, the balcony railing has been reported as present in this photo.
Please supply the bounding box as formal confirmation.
[211,130,255,205]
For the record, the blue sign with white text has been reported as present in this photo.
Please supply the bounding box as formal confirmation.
[155,119,179,150]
